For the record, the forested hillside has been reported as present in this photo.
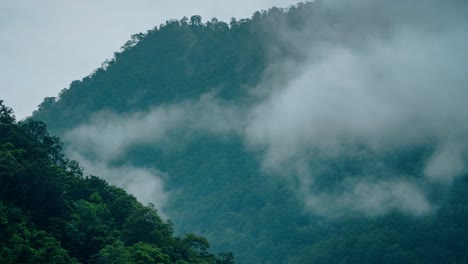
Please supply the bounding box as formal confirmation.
[0,101,233,263]
[31,1,468,263]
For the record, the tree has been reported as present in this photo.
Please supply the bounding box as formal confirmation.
[190,15,202,26]
[128,242,170,264]
[0,100,15,125]
[216,252,235,264]
[98,240,131,264]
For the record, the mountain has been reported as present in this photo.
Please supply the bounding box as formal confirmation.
[31,1,468,263]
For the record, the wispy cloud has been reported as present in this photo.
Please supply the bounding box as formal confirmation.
[63,93,242,212]
[69,152,169,217]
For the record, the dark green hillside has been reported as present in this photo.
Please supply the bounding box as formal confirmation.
[31,1,468,263]
[0,101,233,263]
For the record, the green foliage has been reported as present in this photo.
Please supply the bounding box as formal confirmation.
[0,201,78,264]
[128,242,171,264]
[99,240,132,264]
[0,100,15,125]
[0,101,232,263]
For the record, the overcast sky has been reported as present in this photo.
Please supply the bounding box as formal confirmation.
[0,0,299,119]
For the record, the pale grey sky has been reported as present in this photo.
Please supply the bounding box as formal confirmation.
[0,0,299,119]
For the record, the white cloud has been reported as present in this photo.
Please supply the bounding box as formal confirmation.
[240,1,468,217]
[69,152,169,217]
[63,93,242,210]
[302,178,433,217]
[64,93,242,161]
[424,142,466,185]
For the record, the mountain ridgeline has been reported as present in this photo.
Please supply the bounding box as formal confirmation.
[31,1,468,264]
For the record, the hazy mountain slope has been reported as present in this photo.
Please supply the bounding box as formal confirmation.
[31,1,468,263]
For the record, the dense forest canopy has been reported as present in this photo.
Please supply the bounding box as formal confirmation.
[0,101,234,263]
[29,0,468,263]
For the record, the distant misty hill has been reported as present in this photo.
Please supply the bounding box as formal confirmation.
[33,1,468,263]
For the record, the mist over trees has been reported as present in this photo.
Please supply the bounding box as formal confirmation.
[0,101,233,263]
[28,1,468,263]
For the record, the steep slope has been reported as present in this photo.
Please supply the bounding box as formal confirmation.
[0,101,233,263]
[31,1,468,263]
